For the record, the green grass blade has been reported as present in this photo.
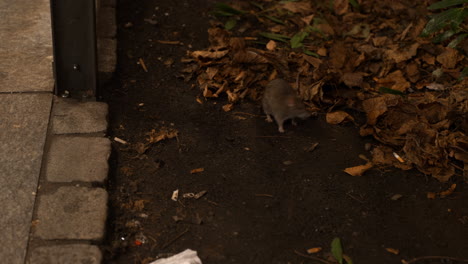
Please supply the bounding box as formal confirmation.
[214,3,245,16]
[331,238,343,264]
[290,31,309,48]
[225,18,237,30]
[379,87,405,95]
[421,8,464,36]
[428,0,468,10]
[263,15,286,25]
[259,32,290,43]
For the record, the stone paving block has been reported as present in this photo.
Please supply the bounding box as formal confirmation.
[28,244,102,264]
[0,0,53,92]
[34,187,108,240]
[46,136,111,182]
[51,98,108,134]
[98,38,117,74]
[0,93,52,263]
[97,7,116,38]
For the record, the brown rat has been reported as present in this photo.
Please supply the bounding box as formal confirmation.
[262,78,311,133]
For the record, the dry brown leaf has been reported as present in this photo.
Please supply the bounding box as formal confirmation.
[301,14,314,25]
[333,0,348,15]
[120,166,134,176]
[440,183,456,198]
[190,168,205,174]
[329,42,347,69]
[342,72,366,87]
[307,247,322,254]
[223,103,234,112]
[317,47,327,56]
[266,40,277,51]
[206,67,218,79]
[362,95,400,125]
[427,192,436,199]
[385,248,399,255]
[326,111,354,124]
[344,162,373,176]
[196,97,204,104]
[436,47,461,69]
[377,70,410,92]
[232,50,269,64]
[191,49,229,60]
[280,1,312,15]
[146,127,178,144]
[385,43,419,63]
[133,200,148,211]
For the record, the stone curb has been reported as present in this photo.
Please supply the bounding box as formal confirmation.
[27,98,110,263]
[26,2,116,262]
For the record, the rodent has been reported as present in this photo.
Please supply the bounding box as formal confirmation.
[262,78,311,133]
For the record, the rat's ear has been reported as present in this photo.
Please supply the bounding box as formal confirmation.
[286,96,296,107]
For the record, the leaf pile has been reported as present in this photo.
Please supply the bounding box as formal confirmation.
[180,0,467,181]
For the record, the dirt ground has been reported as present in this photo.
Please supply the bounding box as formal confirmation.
[102,0,468,263]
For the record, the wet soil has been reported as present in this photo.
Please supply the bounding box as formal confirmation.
[102,1,468,263]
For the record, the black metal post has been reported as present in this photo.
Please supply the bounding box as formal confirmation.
[50,0,97,99]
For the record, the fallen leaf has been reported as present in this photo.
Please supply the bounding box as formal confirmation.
[439,183,456,198]
[385,248,399,255]
[146,127,178,144]
[133,200,147,211]
[342,72,366,87]
[362,95,400,125]
[333,0,348,15]
[427,192,436,199]
[191,49,229,59]
[377,70,410,92]
[436,47,461,69]
[280,1,312,15]
[390,194,403,200]
[326,111,354,124]
[196,97,204,104]
[190,168,205,174]
[266,40,277,51]
[223,103,234,112]
[344,162,373,176]
[307,247,322,254]
[385,43,419,63]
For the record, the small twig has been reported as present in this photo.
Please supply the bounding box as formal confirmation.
[403,256,468,264]
[139,58,148,72]
[255,193,274,197]
[162,228,190,249]
[205,198,220,207]
[233,111,263,117]
[294,250,333,264]
[346,192,364,203]
[157,40,181,45]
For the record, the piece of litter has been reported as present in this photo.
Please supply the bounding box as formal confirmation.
[385,247,399,255]
[190,168,204,174]
[393,152,404,163]
[150,249,202,264]
[171,189,179,201]
[139,58,148,72]
[194,190,207,199]
[183,193,195,198]
[306,247,322,254]
[114,137,128,144]
[305,142,319,152]
[390,194,403,201]
[283,160,293,165]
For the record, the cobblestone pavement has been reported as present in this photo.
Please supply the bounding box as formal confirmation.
[0,0,116,263]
